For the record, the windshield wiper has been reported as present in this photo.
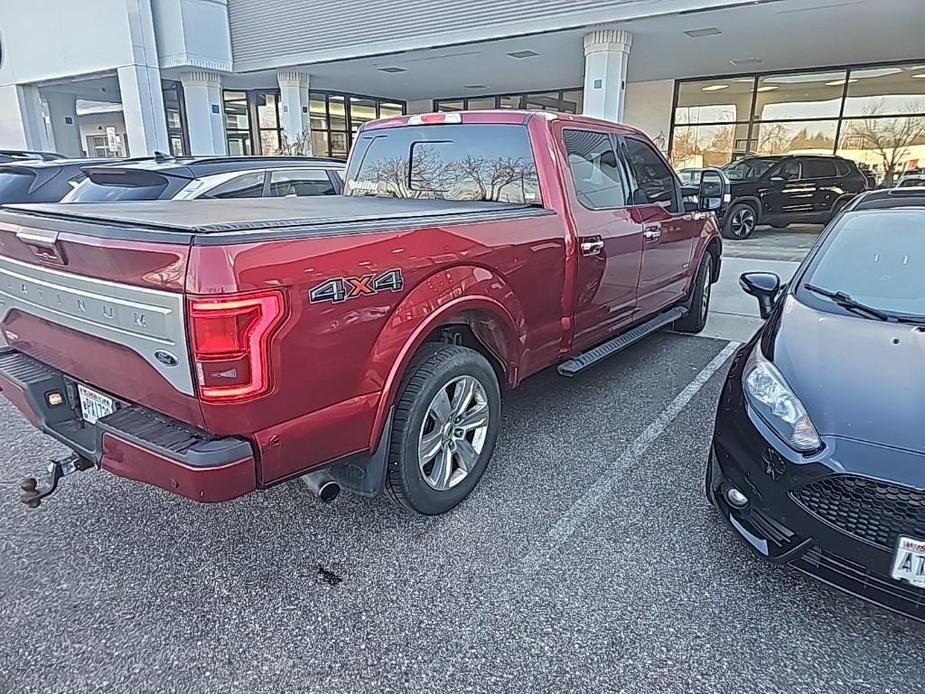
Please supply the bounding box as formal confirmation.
[803,284,892,321]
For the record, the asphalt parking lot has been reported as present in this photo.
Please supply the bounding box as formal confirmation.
[2,229,923,693]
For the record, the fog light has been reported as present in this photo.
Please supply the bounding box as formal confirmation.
[46,391,64,407]
[726,487,749,508]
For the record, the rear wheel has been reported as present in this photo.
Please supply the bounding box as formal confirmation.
[675,253,713,334]
[829,198,850,222]
[385,344,501,515]
[722,203,758,240]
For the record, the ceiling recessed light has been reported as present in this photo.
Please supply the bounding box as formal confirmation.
[913,73,925,79]
[730,57,762,66]
[685,27,722,38]
[756,86,779,92]
[825,78,857,86]
[464,84,487,90]
[507,50,539,59]
[378,66,406,73]
[701,84,729,91]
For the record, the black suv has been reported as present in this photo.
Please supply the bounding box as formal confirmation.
[0,157,125,205]
[719,155,868,239]
[63,155,344,203]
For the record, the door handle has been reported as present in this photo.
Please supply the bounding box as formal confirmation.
[579,238,604,256]
[643,224,662,242]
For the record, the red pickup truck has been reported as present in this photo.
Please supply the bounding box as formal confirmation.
[0,111,725,514]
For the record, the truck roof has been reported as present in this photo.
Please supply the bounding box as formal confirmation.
[364,109,650,139]
[2,197,547,241]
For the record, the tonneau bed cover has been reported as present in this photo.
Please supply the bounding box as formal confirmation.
[0,197,546,241]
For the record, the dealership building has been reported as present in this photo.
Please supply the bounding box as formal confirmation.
[1,0,922,184]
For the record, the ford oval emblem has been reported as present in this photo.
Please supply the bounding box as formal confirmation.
[154,350,179,367]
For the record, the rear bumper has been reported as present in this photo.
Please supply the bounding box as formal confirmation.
[0,349,256,502]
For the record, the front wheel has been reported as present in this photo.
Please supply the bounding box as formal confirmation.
[722,203,758,240]
[675,252,713,334]
[385,344,501,515]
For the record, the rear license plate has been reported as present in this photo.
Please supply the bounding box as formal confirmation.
[891,536,925,589]
[77,384,116,424]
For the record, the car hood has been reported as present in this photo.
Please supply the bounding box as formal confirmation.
[764,295,925,453]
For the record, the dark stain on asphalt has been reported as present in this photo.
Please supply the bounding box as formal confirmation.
[318,565,343,586]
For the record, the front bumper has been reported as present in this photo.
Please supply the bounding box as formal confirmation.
[709,344,925,622]
[0,349,256,502]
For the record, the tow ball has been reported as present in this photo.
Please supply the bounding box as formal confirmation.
[19,454,93,508]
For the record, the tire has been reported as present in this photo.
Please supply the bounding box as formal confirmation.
[722,202,758,240]
[384,344,501,515]
[769,222,790,229]
[675,252,713,334]
[828,198,850,222]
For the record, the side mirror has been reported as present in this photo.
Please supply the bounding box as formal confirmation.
[739,272,781,319]
[698,168,730,214]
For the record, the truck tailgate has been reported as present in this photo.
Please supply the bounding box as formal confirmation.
[0,208,203,427]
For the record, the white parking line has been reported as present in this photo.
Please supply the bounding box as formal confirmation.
[520,340,741,570]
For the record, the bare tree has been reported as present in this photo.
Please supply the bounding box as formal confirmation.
[845,104,925,187]
[754,122,790,155]
[278,131,313,156]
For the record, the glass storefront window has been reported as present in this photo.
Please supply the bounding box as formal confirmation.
[256,92,280,129]
[753,71,846,121]
[561,90,583,114]
[379,102,404,118]
[161,80,188,156]
[670,123,751,168]
[468,97,497,110]
[434,89,582,115]
[435,99,464,112]
[752,120,838,155]
[350,98,377,128]
[843,65,925,117]
[224,91,249,131]
[675,77,755,124]
[328,96,347,130]
[671,61,925,188]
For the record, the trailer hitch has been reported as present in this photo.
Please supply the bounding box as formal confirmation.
[19,454,93,508]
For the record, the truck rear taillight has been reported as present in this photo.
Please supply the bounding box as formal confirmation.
[188,291,286,402]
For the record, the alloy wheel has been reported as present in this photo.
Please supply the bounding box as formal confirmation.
[731,208,756,238]
[418,376,490,491]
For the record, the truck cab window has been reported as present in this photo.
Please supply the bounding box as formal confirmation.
[562,129,628,209]
[624,137,679,211]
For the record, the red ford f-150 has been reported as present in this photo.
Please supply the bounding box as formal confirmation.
[0,111,725,514]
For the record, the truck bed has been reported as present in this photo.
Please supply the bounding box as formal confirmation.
[2,197,548,243]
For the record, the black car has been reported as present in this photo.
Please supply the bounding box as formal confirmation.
[63,155,345,202]
[719,155,868,240]
[708,187,925,621]
[0,149,64,164]
[0,157,123,205]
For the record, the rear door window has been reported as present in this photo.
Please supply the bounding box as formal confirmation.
[267,169,337,197]
[834,159,851,177]
[199,172,266,199]
[623,137,679,211]
[347,123,541,204]
[803,159,837,179]
[562,129,628,209]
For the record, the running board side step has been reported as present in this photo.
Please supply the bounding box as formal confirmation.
[557,307,687,377]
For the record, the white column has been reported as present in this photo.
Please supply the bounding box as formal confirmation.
[117,64,170,156]
[277,70,311,153]
[181,71,226,155]
[44,93,83,157]
[582,28,632,123]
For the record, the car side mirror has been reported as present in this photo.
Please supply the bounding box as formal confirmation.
[698,168,730,214]
[739,272,781,319]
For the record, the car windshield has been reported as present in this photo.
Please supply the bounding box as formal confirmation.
[722,157,779,181]
[0,171,36,203]
[345,123,541,204]
[800,210,925,319]
[64,177,168,202]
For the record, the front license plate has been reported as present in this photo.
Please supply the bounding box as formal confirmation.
[891,536,925,589]
[77,384,116,424]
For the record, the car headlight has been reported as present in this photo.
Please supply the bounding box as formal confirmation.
[743,347,821,452]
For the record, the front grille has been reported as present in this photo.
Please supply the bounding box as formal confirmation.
[792,476,925,549]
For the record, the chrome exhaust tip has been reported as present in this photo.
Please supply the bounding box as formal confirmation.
[302,469,340,503]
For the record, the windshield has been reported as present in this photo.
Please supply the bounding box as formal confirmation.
[722,157,779,181]
[345,124,541,204]
[0,171,36,203]
[800,210,925,319]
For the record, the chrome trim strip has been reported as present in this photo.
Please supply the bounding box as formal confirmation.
[0,255,193,395]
